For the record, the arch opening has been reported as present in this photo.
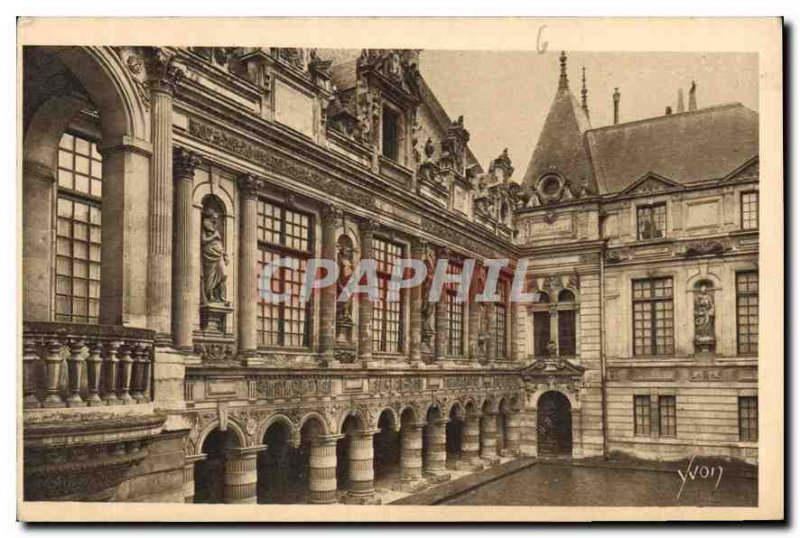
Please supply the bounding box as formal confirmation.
[257,420,304,504]
[373,410,400,482]
[537,391,573,458]
[445,404,464,468]
[194,429,240,504]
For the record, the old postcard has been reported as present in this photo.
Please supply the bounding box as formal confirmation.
[16,17,783,522]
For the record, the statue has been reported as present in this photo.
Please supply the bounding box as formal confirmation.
[694,283,716,351]
[336,236,355,324]
[201,208,229,305]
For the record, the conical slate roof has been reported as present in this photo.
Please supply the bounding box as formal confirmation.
[521,52,594,193]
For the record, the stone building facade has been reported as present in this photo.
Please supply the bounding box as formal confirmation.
[21,46,759,504]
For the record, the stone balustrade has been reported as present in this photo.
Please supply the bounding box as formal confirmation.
[22,321,156,409]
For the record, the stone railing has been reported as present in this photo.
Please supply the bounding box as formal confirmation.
[22,321,156,409]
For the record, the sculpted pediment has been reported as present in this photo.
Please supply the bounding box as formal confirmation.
[621,172,684,195]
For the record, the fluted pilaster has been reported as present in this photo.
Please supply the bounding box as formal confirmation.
[320,205,340,364]
[357,220,376,363]
[409,239,426,366]
[144,47,183,338]
[172,148,201,349]
[238,174,262,354]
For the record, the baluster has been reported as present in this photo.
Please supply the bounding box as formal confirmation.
[119,343,134,404]
[85,340,103,406]
[140,344,152,403]
[103,341,120,405]
[22,338,41,408]
[66,338,86,407]
[42,338,65,408]
[131,344,145,402]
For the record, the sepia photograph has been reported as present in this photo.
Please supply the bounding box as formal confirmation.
[15,17,783,522]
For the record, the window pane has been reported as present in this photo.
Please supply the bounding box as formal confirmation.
[633,278,674,355]
[658,396,676,437]
[736,272,759,355]
[738,396,758,441]
[634,395,651,435]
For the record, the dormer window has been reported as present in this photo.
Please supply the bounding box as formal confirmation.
[637,202,666,240]
[381,105,400,162]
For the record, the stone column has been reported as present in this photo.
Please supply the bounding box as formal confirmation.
[399,421,425,486]
[424,418,450,480]
[344,429,379,504]
[503,410,522,456]
[171,148,201,350]
[223,450,259,504]
[308,434,341,504]
[237,174,261,356]
[357,220,376,365]
[434,253,449,362]
[460,412,481,466]
[144,48,183,339]
[183,454,205,503]
[319,205,340,365]
[408,239,426,367]
[480,412,500,463]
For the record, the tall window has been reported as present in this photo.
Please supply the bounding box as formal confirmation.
[637,203,666,240]
[372,237,403,353]
[532,292,551,357]
[381,105,400,162]
[55,132,103,323]
[557,289,577,356]
[736,272,759,355]
[634,395,651,436]
[658,395,677,437]
[494,281,508,358]
[738,396,758,441]
[445,261,464,356]
[741,191,759,230]
[633,278,674,356]
[256,200,313,347]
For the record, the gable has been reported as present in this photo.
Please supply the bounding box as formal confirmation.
[621,172,684,195]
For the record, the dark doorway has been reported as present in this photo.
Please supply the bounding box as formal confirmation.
[445,405,463,465]
[194,429,239,503]
[537,391,572,457]
[257,421,304,504]
[374,411,400,480]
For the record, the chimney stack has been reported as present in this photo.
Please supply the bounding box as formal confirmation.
[677,88,685,113]
[613,87,620,125]
[665,106,672,115]
[688,80,697,111]
[558,51,569,90]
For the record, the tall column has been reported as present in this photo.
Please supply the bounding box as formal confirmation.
[503,410,522,456]
[237,174,261,355]
[224,450,259,504]
[344,429,379,504]
[434,249,449,361]
[319,205,340,365]
[357,220,376,364]
[172,148,201,350]
[183,454,205,503]
[408,239,426,367]
[461,412,481,465]
[480,411,500,463]
[399,421,425,486]
[308,434,341,504]
[424,418,449,478]
[145,48,183,339]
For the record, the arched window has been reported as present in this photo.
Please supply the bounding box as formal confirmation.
[531,291,551,357]
[55,131,103,323]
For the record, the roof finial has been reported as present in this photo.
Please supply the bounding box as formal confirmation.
[688,80,697,111]
[558,50,568,90]
[613,87,620,125]
[581,65,589,118]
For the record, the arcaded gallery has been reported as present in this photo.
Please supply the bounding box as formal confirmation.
[21,46,759,503]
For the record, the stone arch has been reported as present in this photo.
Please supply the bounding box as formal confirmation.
[686,271,722,290]
[398,403,421,425]
[55,46,149,143]
[376,406,400,433]
[337,408,368,434]
[527,386,581,411]
[446,399,465,420]
[480,395,499,414]
[297,411,330,437]
[463,397,479,415]
[256,413,298,445]
[194,419,247,456]
[423,401,444,421]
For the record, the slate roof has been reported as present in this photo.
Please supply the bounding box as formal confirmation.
[585,103,759,194]
[520,74,594,192]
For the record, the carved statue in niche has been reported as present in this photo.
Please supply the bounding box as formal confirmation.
[694,282,716,353]
[420,249,436,350]
[201,206,229,305]
[336,235,355,344]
